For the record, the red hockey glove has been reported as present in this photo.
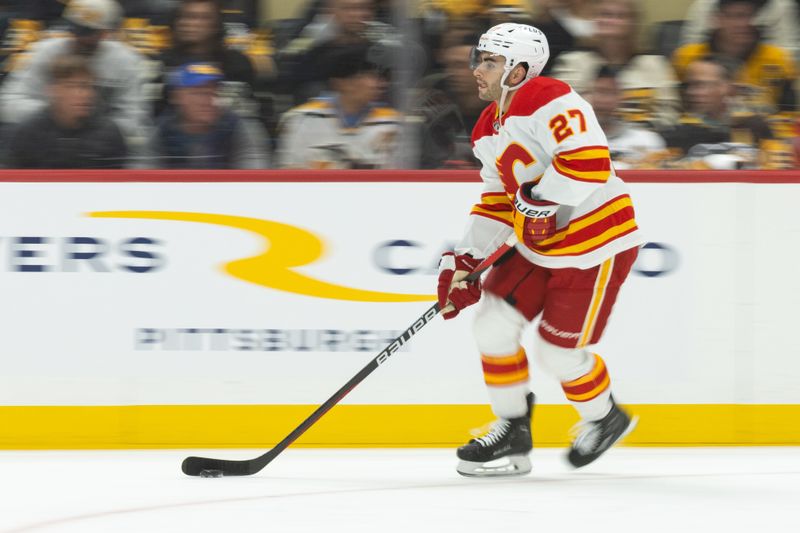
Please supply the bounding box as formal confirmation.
[513,182,559,248]
[437,252,482,320]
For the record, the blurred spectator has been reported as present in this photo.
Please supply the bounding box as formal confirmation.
[0,0,148,144]
[535,0,596,43]
[412,28,485,167]
[680,0,799,62]
[1,18,45,86]
[662,56,778,168]
[456,0,575,76]
[148,62,269,168]
[156,0,258,117]
[3,54,127,168]
[793,118,800,167]
[549,0,681,129]
[276,0,401,105]
[277,44,400,169]
[589,65,667,169]
[672,0,796,114]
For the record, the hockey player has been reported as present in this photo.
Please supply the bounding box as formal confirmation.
[438,23,644,477]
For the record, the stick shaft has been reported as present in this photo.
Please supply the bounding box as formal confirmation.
[181,237,516,476]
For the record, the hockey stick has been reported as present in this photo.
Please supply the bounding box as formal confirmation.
[181,236,516,477]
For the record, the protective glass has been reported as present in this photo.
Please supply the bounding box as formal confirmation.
[469,46,482,70]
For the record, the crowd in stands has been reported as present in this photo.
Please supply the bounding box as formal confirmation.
[0,0,798,170]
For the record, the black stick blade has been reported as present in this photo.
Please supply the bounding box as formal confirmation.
[182,456,258,477]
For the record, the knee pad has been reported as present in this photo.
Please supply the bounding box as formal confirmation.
[472,293,527,355]
[532,332,593,382]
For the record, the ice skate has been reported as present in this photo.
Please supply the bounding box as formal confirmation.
[567,399,637,468]
[457,393,534,477]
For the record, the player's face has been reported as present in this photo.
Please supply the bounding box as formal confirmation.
[472,52,504,102]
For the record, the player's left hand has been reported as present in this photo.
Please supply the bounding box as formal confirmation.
[513,182,559,247]
[437,252,482,320]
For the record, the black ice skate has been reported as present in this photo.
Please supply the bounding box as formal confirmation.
[457,393,535,477]
[567,399,637,468]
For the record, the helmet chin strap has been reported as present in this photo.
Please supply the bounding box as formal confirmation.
[497,67,530,129]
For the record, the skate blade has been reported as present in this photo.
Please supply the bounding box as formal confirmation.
[618,415,639,443]
[457,455,532,478]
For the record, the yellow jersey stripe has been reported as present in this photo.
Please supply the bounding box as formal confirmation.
[534,197,633,247]
[535,219,638,256]
[558,148,610,161]
[553,158,611,182]
[471,205,514,223]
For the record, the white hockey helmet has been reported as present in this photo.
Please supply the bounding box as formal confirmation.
[470,23,550,83]
[63,0,122,31]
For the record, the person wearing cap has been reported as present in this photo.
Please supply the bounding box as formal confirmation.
[276,44,400,169]
[0,0,148,148]
[148,62,269,169]
[3,53,127,168]
[154,0,258,119]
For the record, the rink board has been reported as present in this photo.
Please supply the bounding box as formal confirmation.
[1,170,799,447]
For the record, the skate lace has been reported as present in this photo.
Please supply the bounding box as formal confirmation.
[569,420,601,454]
[471,420,511,448]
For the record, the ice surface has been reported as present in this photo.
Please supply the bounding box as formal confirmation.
[0,447,798,532]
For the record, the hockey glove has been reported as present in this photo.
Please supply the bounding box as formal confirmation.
[513,182,559,248]
[437,251,482,320]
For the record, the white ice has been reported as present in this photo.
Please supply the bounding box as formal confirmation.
[1,447,798,533]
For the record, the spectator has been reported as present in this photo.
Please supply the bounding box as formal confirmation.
[3,54,127,168]
[411,27,486,168]
[149,62,270,168]
[662,56,777,167]
[276,0,398,105]
[679,0,799,62]
[535,0,596,43]
[549,0,681,129]
[497,1,575,75]
[156,0,258,118]
[589,65,668,169]
[672,0,796,114]
[0,0,148,143]
[277,44,400,169]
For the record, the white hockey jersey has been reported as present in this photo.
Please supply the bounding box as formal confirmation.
[277,96,401,169]
[458,76,645,269]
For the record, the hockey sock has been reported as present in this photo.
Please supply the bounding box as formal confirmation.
[482,347,531,419]
[561,353,613,421]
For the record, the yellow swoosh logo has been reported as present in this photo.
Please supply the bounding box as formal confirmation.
[88,211,434,302]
